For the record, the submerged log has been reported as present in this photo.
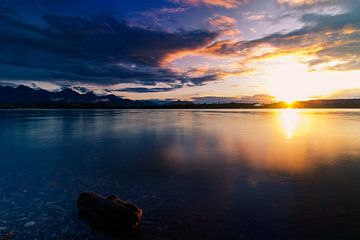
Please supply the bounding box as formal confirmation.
[77,192,142,237]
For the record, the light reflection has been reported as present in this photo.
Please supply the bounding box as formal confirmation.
[280,108,299,139]
[161,109,360,172]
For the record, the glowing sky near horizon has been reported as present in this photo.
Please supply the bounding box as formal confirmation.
[1,0,360,102]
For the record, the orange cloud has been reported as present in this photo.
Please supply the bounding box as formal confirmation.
[207,14,240,38]
[342,24,359,35]
[186,66,253,80]
[221,29,241,36]
[276,0,332,7]
[160,49,202,66]
[208,14,237,29]
[201,22,360,72]
[170,0,248,8]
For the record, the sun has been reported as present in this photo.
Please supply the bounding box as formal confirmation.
[284,100,295,108]
[279,96,296,105]
[265,56,315,103]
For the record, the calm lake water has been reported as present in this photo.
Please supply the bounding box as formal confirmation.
[1,109,360,239]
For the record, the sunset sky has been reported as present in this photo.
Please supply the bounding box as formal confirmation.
[1,0,360,102]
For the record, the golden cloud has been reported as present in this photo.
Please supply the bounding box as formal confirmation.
[208,14,237,29]
[170,0,248,8]
[276,0,332,7]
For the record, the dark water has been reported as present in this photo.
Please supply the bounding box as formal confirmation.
[1,109,360,240]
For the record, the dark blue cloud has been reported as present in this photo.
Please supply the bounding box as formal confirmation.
[0,8,218,88]
[111,87,177,93]
[105,72,226,92]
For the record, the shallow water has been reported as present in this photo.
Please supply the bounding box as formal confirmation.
[0,109,360,239]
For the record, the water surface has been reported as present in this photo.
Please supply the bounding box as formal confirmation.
[0,109,360,239]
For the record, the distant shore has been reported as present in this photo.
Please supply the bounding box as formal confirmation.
[2,85,360,109]
[2,101,360,109]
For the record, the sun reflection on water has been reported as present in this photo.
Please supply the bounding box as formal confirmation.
[161,109,360,172]
[280,108,299,140]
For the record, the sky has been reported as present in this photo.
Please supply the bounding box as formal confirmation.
[0,0,360,102]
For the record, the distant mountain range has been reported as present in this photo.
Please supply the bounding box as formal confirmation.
[1,85,360,108]
[0,85,136,108]
[0,85,192,108]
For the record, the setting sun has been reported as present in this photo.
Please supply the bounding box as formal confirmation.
[262,55,360,104]
[266,56,314,103]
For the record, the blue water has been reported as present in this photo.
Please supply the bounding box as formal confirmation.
[1,109,360,239]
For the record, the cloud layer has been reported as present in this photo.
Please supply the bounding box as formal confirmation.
[1,0,360,98]
[277,0,333,7]
[0,8,221,90]
[203,0,360,72]
[169,0,248,8]
[192,94,275,103]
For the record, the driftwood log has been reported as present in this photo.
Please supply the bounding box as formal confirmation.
[77,192,142,237]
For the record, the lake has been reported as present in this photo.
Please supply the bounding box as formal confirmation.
[0,109,360,239]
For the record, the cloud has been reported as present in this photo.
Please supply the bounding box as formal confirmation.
[0,9,221,90]
[137,7,189,28]
[106,67,252,93]
[208,14,237,29]
[192,94,275,103]
[72,86,91,94]
[185,67,253,84]
[202,0,360,71]
[276,0,333,7]
[324,88,360,99]
[220,29,241,36]
[206,14,240,37]
[4,0,358,95]
[243,12,267,21]
[110,87,178,93]
[249,27,257,33]
[158,7,189,14]
[169,0,248,9]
